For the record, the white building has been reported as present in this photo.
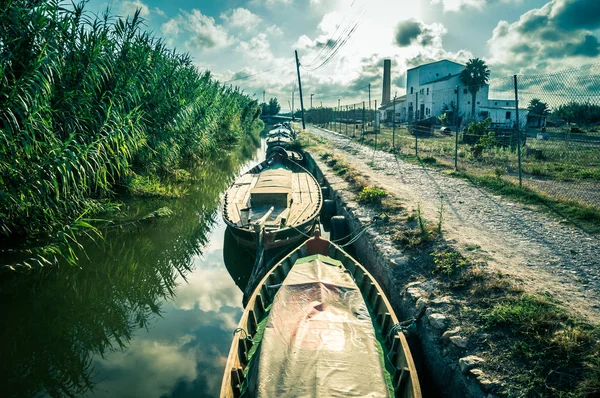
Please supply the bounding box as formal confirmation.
[380,60,528,128]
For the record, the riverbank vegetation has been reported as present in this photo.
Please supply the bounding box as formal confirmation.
[0,1,263,266]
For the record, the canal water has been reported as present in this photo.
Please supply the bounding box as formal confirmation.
[0,138,266,397]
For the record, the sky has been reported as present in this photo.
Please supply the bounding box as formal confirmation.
[84,0,600,108]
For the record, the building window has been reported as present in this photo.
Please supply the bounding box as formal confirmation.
[420,88,424,94]
[480,111,489,117]
[468,101,470,104]
[463,88,467,94]
[506,102,509,106]
[495,102,498,106]
[477,101,480,105]
[410,87,413,94]
[426,88,429,95]
[505,111,512,119]
[436,73,439,77]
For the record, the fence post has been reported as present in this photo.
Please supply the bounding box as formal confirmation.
[455,86,459,170]
[415,92,419,156]
[513,75,522,188]
[362,101,365,141]
[374,100,378,152]
[392,96,396,152]
[353,104,356,138]
[345,105,348,136]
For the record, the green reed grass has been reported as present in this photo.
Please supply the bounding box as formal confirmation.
[0,1,263,267]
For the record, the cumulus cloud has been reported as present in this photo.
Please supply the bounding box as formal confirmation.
[236,33,275,62]
[220,8,263,31]
[431,0,521,12]
[487,0,600,74]
[117,0,151,17]
[162,10,233,51]
[249,0,293,6]
[394,19,447,48]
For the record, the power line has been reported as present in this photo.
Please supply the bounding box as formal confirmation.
[313,84,370,100]
[223,62,294,83]
[303,2,366,70]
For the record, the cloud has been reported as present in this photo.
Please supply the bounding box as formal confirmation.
[394,19,447,48]
[431,0,521,12]
[220,8,263,31]
[249,0,293,6]
[162,10,233,51]
[236,33,275,62]
[116,0,167,19]
[486,0,600,74]
[266,24,284,36]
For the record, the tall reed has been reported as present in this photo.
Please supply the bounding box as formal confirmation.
[0,1,262,265]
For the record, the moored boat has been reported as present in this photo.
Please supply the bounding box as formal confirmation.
[222,152,322,250]
[220,233,422,398]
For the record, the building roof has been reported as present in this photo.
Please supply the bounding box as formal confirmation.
[406,59,465,71]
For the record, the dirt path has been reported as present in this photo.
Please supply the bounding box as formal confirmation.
[308,126,600,324]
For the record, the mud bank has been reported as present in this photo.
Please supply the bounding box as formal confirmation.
[304,151,494,398]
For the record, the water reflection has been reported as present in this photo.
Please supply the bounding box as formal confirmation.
[0,136,263,397]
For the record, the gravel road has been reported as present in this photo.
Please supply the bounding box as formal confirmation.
[308,125,600,324]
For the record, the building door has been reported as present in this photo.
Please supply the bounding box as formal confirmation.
[420,104,425,120]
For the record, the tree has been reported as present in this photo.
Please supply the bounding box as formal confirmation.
[527,98,550,115]
[459,58,490,120]
[268,97,281,116]
[259,102,269,116]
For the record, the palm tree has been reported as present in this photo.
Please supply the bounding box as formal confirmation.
[527,98,550,115]
[460,58,490,120]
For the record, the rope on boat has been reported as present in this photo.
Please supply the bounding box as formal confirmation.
[385,319,417,365]
[233,327,254,342]
[286,214,388,246]
[336,214,388,247]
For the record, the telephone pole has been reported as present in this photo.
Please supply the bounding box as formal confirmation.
[368,83,371,110]
[294,50,306,129]
[263,90,265,103]
[292,90,295,120]
[310,93,314,109]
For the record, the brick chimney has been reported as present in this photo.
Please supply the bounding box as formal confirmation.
[382,59,391,106]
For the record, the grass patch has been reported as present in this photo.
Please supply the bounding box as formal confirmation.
[431,249,470,276]
[480,294,600,397]
[356,186,387,205]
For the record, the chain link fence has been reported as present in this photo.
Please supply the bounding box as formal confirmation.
[304,64,600,210]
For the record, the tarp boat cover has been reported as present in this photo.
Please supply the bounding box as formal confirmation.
[244,255,393,397]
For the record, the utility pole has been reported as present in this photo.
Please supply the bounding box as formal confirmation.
[294,50,306,129]
[455,85,459,170]
[310,93,314,109]
[368,83,371,110]
[263,90,265,103]
[292,90,294,120]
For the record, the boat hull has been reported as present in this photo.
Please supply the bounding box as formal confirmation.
[225,217,316,250]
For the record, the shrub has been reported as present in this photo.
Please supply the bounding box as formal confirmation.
[356,186,387,204]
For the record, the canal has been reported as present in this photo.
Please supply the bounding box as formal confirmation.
[0,137,266,397]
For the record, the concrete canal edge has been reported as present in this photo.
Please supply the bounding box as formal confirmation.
[304,151,493,398]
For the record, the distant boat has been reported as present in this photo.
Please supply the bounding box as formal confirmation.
[220,233,422,398]
[222,152,322,250]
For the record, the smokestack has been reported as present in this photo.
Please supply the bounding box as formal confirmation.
[382,59,391,106]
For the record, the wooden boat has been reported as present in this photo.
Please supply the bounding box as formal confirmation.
[222,152,322,250]
[220,233,422,398]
